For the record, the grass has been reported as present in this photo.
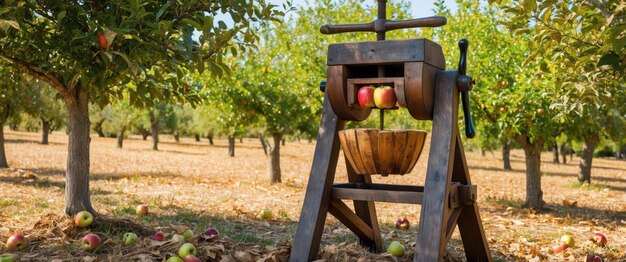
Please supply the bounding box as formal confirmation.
[1,129,625,261]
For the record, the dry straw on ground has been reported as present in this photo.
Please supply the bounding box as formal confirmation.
[0,130,625,261]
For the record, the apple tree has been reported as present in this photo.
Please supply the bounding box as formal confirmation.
[25,80,66,145]
[434,0,560,209]
[493,0,626,183]
[0,0,284,215]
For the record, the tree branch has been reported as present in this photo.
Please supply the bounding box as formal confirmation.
[0,50,70,96]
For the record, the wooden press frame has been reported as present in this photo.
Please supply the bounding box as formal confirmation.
[290,71,491,261]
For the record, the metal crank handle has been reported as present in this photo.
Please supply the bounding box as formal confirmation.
[457,39,476,138]
[320,16,447,34]
[461,92,476,138]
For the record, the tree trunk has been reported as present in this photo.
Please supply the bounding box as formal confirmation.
[239,137,243,143]
[281,137,286,146]
[116,127,126,149]
[519,138,544,209]
[578,133,599,184]
[479,147,486,156]
[228,135,235,157]
[552,142,560,164]
[9,123,17,131]
[174,132,180,143]
[194,134,200,142]
[502,140,512,170]
[207,133,214,146]
[0,125,8,168]
[63,88,95,216]
[269,132,283,183]
[41,118,50,145]
[150,113,159,151]
[560,143,567,164]
[94,119,105,138]
[260,135,269,156]
[140,127,150,140]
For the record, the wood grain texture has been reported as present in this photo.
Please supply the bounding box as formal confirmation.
[327,39,445,68]
[328,199,375,243]
[405,62,440,120]
[338,129,426,175]
[327,66,372,121]
[290,92,345,262]
[414,71,458,262]
[345,160,383,252]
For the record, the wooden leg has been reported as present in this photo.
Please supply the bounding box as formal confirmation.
[345,158,383,252]
[452,135,492,261]
[415,71,459,262]
[290,92,345,262]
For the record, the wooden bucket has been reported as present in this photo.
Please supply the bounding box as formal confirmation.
[338,128,427,175]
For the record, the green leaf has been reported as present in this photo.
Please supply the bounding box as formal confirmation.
[598,52,621,69]
[112,51,139,76]
[0,19,19,31]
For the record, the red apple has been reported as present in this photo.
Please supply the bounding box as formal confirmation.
[203,227,219,238]
[357,86,375,108]
[537,109,545,115]
[152,231,165,241]
[591,232,607,247]
[499,107,507,113]
[395,216,410,230]
[183,255,202,262]
[98,32,109,49]
[74,211,94,228]
[373,86,396,109]
[586,255,604,262]
[552,243,568,253]
[81,233,101,252]
[5,233,26,250]
[136,204,149,216]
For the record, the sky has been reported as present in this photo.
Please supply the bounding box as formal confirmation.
[277,0,458,19]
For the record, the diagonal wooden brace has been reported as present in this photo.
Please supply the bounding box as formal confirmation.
[328,199,375,243]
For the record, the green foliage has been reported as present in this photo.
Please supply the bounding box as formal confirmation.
[0,0,286,106]
[434,0,558,147]
[492,0,626,143]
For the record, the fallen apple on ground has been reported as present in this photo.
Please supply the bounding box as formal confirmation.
[387,241,405,257]
[552,243,568,253]
[166,257,183,262]
[183,255,202,262]
[560,234,575,247]
[152,231,165,241]
[171,234,185,243]
[590,232,607,247]
[203,227,219,238]
[182,230,193,240]
[122,232,139,245]
[259,209,273,220]
[82,233,101,252]
[586,255,604,262]
[373,86,396,109]
[0,254,16,262]
[357,86,375,108]
[5,233,26,250]
[74,211,94,228]
[136,204,149,215]
[395,216,410,230]
[178,243,197,258]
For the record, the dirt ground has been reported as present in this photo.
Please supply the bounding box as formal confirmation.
[0,129,625,261]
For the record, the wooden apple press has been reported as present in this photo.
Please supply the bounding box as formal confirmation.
[290,0,491,261]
